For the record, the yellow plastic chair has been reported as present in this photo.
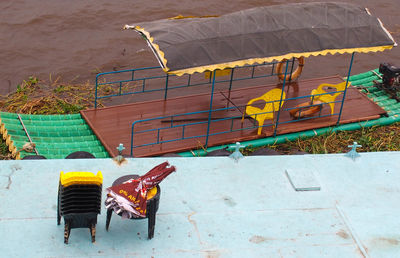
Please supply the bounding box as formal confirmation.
[310,81,350,114]
[242,88,286,135]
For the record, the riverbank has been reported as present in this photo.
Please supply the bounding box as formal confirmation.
[0,76,94,114]
[1,73,400,160]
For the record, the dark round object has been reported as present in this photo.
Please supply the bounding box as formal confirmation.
[249,148,280,156]
[22,155,47,160]
[205,148,231,156]
[289,149,309,155]
[65,151,95,159]
[160,153,182,157]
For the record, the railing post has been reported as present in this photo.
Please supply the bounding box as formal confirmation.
[271,62,276,76]
[273,59,290,137]
[205,71,217,147]
[187,74,191,87]
[95,74,99,108]
[288,57,295,82]
[164,74,169,100]
[130,122,135,157]
[336,52,355,125]
[227,68,235,107]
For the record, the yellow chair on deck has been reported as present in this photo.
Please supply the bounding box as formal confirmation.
[310,81,350,115]
[242,88,286,135]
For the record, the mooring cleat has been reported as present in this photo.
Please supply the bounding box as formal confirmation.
[346,141,362,161]
[229,142,245,162]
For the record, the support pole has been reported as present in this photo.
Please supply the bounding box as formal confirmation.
[273,59,290,137]
[205,71,217,147]
[288,57,295,82]
[94,75,99,108]
[336,52,355,125]
[164,74,169,100]
[226,68,235,107]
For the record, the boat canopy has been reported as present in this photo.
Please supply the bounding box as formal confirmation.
[124,2,396,76]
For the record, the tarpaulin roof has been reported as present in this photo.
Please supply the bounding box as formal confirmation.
[124,2,396,76]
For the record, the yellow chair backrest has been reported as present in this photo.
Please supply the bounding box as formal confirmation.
[310,81,350,114]
[60,171,103,187]
[244,88,286,135]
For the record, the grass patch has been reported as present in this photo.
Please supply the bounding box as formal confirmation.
[0,76,97,114]
[0,137,10,159]
[0,76,103,159]
[243,123,400,155]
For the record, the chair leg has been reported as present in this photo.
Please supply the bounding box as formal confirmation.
[57,187,61,225]
[57,211,61,226]
[147,200,156,239]
[329,103,335,115]
[57,205,61,225]
[257,119,265,135]
[64,223,71,244]
[105,209,113,231]
[90,224,96,243]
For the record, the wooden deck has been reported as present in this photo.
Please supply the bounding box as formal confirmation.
[81,76,386,157]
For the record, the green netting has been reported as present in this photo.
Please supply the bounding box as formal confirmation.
[1,111,110,159]
[31,147,106,155]
[373,91,388,97]
[13,140,103,149]
[3,123,90,132]
[1,117,86,126]
[351,76,380,86]
[0,112,82,120]
[5,128,94,137]
[373,95,391,102]
[366,86,381,93]
[347,69,380,81]
[379,99,398,107]
[14,142,107,155]
[20,151,109,159]
[9,135,99,143]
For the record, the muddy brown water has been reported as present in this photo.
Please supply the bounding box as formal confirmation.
[1,0,399,95]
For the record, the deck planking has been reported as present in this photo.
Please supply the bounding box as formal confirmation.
[81,76,386,157]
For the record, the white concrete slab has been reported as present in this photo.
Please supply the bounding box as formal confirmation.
[0,152,399,257]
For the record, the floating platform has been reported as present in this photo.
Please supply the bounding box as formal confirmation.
[81,76,386,157]
[0,153,399,257]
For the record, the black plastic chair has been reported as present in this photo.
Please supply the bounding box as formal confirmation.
[57,172,102,244]
[105,174,161,239]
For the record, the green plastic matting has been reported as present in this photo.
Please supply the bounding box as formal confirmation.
[0,112,109,159]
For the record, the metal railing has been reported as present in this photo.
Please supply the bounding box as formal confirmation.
[94,60,296,108]
[129,89,347,156]
[94,56,353,157]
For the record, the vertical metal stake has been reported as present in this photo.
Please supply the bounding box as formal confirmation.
[336,52,355,125]
[94,75,99,108]
[164,74,169,100]
[288,57,295,82]
[227,68,235,107]
[273,59,289,137]
[130,124,135,157]
[205,71,217,147]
